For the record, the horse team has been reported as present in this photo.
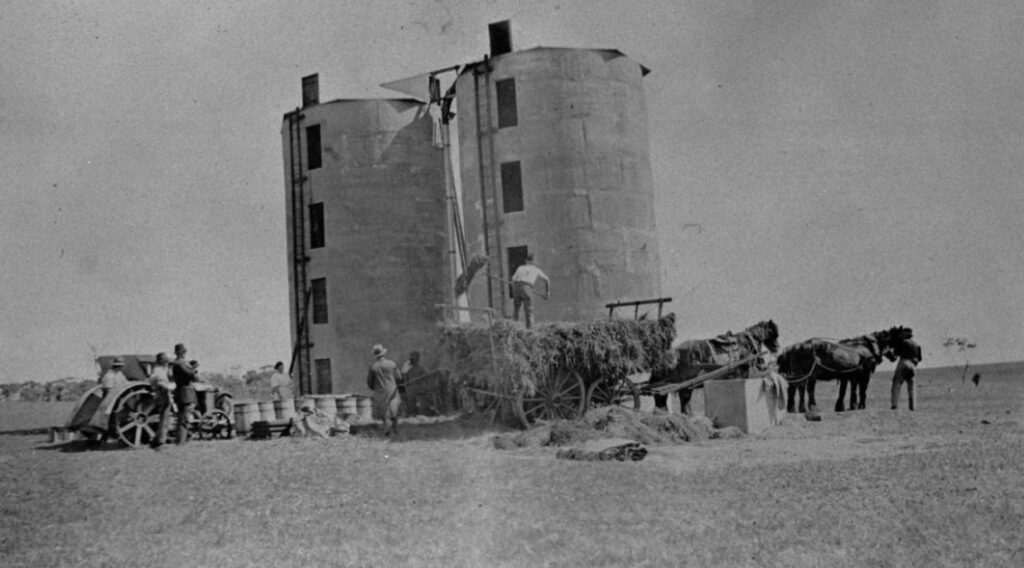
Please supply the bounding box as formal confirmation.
[651,320,920,420]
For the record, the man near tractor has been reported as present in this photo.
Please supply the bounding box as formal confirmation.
[99,356,128,398]
[149,352,174,450]
[170,343,199,445]
[511,252,550,329]
[270,361,294,401]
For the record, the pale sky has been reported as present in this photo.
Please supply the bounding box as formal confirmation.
[2,0,1021,382]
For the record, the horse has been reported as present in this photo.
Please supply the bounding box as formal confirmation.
[651,320,780,414]
[778,326,913,414]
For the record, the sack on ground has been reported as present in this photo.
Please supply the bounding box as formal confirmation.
[556,438,648,462]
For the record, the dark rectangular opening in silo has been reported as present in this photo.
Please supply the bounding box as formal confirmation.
[496,78,518,128]
[507,245,529,298]
[500,161,523,213]
[311,277,328,324]
[489,20,512,56]
[306,125,322,169]
[302,74,319,107]
[314,358,332,394]
[309,202,325,249]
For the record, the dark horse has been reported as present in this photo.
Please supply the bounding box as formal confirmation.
[778,326,913,414]
[652,320,780,414]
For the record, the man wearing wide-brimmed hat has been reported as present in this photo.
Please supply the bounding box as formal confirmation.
[99,356,128,397]
[366,344,402,436]
[170,343,199,444]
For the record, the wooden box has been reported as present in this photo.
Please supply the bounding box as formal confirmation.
[704,378,782,434]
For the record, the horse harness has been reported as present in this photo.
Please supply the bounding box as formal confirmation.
[783,337,882,385]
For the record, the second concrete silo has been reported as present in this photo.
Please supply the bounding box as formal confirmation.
[283,79,448,395]
[455,29,662,323]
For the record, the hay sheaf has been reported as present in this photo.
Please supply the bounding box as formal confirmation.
[436,313,678,396]
[493,406,724,449]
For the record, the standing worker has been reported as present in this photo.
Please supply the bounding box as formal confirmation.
[891,339,922,411]
[510,252,550,329]
[170,343,199,444]
[366,344,401,436]
[149,352,174,450]
[270,361,294,401]
[99,356,128,398]
[399,351,427,415]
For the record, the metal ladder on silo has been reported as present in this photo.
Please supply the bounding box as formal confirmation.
[472,59,507,316]
[286,108,312,395]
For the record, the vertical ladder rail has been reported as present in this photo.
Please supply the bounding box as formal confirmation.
[472,70,496,311]
[481,63,506,316]
[287,109,311,394]
[473,60,507,315]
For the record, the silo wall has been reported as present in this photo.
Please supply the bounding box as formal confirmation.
[283,99,447,394]
[456,47,661,323]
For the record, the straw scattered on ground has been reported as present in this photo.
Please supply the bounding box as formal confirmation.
[491,406,744,449]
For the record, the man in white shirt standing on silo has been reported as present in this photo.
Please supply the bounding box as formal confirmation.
[511,252,550,329]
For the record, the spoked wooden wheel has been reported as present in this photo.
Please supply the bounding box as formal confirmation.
[519,368,586,423]
[585,376,641,411]
[110,388,160,449]
[198,410,233,440]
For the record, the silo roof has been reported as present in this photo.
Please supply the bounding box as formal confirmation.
[456,46,652,77]
[282,97,427,120]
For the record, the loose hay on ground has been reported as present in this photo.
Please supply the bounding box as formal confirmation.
[492,406,728,449]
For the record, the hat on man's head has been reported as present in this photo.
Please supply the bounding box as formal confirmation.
[155,352,170,364]
[111,356,125,367]
[174,343,187,354]
[372,344,387,358]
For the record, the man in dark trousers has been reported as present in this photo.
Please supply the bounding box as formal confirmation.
[891,339,922,411]
[171,343,199,444]
[400,351,427,415]
[510,252,550,329]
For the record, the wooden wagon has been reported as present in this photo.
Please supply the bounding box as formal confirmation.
[435,299,682,427]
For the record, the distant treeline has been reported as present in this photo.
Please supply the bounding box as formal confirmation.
[2,367,279,403]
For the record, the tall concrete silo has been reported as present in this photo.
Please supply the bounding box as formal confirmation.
[455,25,662,323]
[282,76,448,395]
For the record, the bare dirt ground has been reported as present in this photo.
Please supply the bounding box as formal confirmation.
[1,366,1022,567]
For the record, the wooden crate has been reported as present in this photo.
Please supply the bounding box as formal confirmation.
[249,419,293,440]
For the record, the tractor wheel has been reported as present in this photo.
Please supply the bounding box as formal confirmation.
[198,410,234,440]
[109,387,160,449]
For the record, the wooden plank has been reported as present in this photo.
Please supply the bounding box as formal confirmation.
[646,353,761,395]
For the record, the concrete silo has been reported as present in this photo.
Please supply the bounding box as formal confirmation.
[455,26,662,323]
[282,76,448,395]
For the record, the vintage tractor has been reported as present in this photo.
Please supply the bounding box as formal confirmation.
[66,354,234,448]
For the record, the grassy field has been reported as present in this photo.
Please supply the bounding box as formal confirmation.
[1,364,1022,567]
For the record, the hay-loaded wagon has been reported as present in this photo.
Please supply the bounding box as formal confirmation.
[435,300,679,427]
[66,355,234,448]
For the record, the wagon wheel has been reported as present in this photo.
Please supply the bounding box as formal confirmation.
[458,383,506,423]
[198,410,234,440]
[585,376,641,411]
[109,387,160,449]
[520,368,586,423]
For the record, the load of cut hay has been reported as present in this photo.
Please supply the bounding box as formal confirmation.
[435,313,678,396]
